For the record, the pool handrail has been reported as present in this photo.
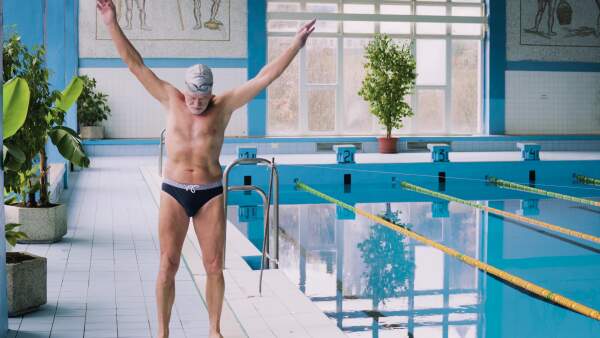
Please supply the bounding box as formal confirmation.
[223,157,279,269]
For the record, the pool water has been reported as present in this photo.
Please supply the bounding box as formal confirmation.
[227,183,600,338]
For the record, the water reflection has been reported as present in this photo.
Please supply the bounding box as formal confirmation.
[228,193,600,338]
[356,204,414,336]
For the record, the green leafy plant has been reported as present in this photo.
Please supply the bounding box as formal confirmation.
[2,34,89,208]
[77,75,111,127]
[358,34,416,138]
[3,77,30,171]
[5,223,29,247]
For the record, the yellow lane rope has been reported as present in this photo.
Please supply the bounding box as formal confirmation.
[289,164,600,192]
[400,181,600,245]
[294,180,600,321]
[575,174,600,187]
[487,176,600,208]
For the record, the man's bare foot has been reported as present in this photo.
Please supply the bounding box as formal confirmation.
[157,328,168,338]
[209,331,223,338]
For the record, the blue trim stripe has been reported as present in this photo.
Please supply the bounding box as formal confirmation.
[247,0,267,137]
[82,134,600,146]
[506,61,600,72]
[79,58,248,68]
[487,0,506,135]
[83,139,160,145]
[0,3,6,334]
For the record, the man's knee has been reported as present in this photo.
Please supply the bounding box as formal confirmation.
[158,254,181,281]
[203,255,223,276]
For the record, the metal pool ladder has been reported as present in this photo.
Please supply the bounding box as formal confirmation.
[223,157,279,295]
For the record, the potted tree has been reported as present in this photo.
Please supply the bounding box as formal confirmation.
[359,34,416,153]
[77,74,111,139]
[3,71,47,317]
[3,34,89,243]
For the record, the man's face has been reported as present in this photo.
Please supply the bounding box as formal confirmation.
[184,91,212,115]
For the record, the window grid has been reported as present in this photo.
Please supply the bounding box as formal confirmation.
[267,0,485,136]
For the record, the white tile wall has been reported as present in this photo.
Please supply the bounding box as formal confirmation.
[80,67,248,138]
[506,71,600,134]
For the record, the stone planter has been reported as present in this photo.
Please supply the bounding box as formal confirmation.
[6,251,47,317]
[80,125,104,139]
[5,204,68,243]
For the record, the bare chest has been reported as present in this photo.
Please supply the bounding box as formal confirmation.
[167,105,224,142]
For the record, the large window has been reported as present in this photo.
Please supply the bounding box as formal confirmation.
[267,0,485,136]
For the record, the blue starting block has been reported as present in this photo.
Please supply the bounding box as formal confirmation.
[238,205,259,222]
[520,199,539,216]
[517,143,540,161]
[427,143,450,162]
[237,146,257,161]
[432,201,449,218]
[333,144,356,164]
[336,204,355,220]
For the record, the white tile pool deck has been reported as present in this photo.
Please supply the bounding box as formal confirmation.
[6,150,600,338]
[7,157,221,338]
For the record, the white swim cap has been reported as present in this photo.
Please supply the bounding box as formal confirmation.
[185,64,213,94]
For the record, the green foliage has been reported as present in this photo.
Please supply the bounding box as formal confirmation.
[5,223,29,247]
[49,127,90,168]
[3,77,30,139]
[358,34,416,138]
[2,34,89,207]
[57,77,85,114]
[3,144,26,171]
[77,75,111,127]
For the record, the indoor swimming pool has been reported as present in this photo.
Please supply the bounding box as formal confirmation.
[226,179,600,338]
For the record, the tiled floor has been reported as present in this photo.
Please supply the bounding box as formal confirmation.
[7,157,212,338]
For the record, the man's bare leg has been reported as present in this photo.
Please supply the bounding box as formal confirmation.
[526,0,548,32]
[124,0,133,29]
[156,192,190,338]
[192,194,226,338]
[595,0,600,37]
[135,0,152,30]
[546,0,558,36]
[193,0,203,30]
[209,0,222,24]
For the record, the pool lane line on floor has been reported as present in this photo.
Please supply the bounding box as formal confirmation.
[288,164,600,193]
[401,182,600,245]
[487,176,600,208]
[574,174,600,187]
[294,180,600,322]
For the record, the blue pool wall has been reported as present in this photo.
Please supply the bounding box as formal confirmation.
[224,160,600,205]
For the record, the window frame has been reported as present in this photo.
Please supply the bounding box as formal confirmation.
[267,0,487,136]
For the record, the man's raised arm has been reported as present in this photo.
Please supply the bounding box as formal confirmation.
[221,19,317,115]
[97,0,171,105]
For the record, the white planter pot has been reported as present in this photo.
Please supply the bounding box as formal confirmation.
[80,125,104,139]
[5,204,68,243]
[6,251,47,317]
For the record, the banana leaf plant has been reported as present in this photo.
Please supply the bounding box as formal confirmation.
[3,34,90,208]
[2,77,31,244]
[5,223,28,247]
[3,77,29,171]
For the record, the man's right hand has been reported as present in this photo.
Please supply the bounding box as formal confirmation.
[96,0,117,26]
